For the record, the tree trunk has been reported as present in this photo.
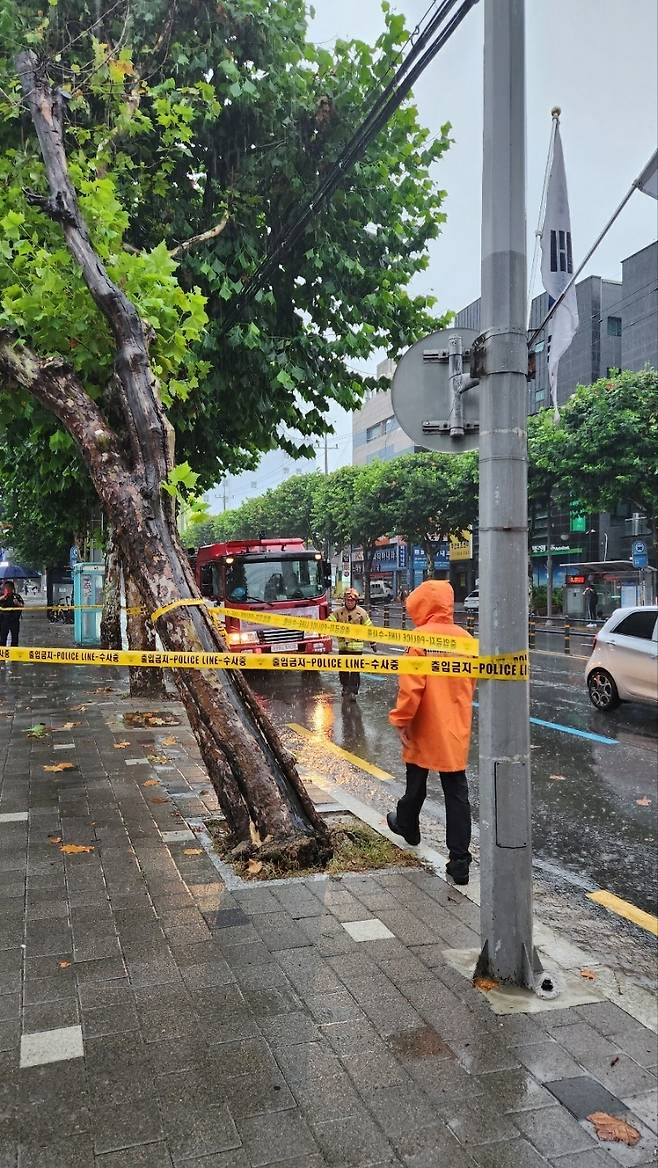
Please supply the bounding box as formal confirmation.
[100,527,122,650]
[363,545,374,606]
[5,52,329,863]
[124,570,168,700]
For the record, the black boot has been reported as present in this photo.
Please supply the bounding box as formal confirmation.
[386,811,420,847]
[445,857,470,885]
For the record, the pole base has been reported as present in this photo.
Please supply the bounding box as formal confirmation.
[475,939,544,989]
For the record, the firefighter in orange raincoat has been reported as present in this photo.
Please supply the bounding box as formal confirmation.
[387,579,476,885]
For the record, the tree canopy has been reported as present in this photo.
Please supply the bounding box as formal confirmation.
[1,0,453,494]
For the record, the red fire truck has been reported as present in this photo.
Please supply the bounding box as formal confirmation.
[193,537,333,654]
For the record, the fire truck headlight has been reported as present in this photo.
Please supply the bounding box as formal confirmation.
[227,630,259,645]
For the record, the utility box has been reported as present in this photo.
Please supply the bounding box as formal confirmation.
[73,562,104,646]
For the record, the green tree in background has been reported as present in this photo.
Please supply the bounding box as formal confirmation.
[386,451,478,572]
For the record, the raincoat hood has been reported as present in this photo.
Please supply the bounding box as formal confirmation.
[406,579,454,626]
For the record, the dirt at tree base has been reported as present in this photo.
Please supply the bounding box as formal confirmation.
[206,813,423,881]
[123,710,182,728]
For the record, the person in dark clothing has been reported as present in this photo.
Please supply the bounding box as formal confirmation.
[583,579,598,626]
[0,580,25,647]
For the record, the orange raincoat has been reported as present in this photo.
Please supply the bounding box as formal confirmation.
[388,580,476,771]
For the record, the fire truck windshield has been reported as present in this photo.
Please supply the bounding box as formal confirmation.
[226,557,324,603]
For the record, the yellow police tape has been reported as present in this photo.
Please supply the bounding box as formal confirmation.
[0,644,528,679]
[150,599,480,656]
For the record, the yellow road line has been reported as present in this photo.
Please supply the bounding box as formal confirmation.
[288,723,394,783]
[587,890,658,937]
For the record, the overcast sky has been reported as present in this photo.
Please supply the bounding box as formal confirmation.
[209,0,657,505]
[311,0,658,314]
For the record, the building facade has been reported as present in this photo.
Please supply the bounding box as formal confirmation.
[621,241,658,371]
[351,359,416,465]
[351,242,656,600]
[455,243,657,589]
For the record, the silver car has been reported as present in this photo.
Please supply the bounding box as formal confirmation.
[586,605,658,711]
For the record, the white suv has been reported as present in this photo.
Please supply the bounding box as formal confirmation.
[586,606,658,712]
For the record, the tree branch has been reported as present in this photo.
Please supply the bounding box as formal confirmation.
[15,50,172,504]
[170,214,229,258]
[0,331,127,480]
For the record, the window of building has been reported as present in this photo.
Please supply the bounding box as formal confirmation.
[607,316,622,337]
[615,611,657,640]
[366,416,397,442]
[366,421,383,442]
[535,389,546,404]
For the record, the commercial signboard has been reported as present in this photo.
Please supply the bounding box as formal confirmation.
[449,530,473,561]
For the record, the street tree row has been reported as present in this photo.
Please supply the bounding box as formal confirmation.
[186,366,658,596]
[184,451,478,603]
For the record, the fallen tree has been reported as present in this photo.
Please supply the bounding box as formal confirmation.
[0,53,328,863]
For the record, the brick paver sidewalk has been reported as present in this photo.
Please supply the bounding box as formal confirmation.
[0,633,656,1167]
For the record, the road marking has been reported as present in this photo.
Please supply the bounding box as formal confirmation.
[528,716,617,745]
[472,702,618,745]
[288,723,393,782]
[587,890,658,937]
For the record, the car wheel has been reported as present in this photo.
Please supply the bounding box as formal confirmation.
[588,668,620,711]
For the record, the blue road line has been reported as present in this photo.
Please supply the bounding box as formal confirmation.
[527,716,618,745]
[472,700,618,745]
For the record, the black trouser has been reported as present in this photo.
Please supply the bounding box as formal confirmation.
[396,763,471,860]
[339,650,360,695]
[0,615,20,647]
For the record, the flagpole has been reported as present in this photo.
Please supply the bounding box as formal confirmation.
[527,108,559,325]
[529,180,638,347]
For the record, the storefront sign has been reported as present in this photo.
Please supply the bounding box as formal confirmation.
[531,545,583,557]
[449,530,473,561]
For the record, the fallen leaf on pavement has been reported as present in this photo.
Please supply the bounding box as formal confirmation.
[550,774,567,782]
[60,843,94,855]
[149,796,168,805]
[54,721,81,731]
[92,686,114,693]
[579,968,597,981]
[43,762,75,773]
[113,741,130,749]
[183,848,203,856]
[147,754,169,765]
[247,859,263,876]
[635,796,651,806]
[162,736,177,746]
[200,790,210,797]
[473,975,499,992]
[48,835,62,845]
[70,704,87,712]
[587,1112,640,1146]
[26,723,49,738]
[58,960,71,969]
[143,779,159,788]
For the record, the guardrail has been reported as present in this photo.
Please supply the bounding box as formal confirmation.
[347,601,602,656]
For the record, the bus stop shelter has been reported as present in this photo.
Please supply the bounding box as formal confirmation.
[564,560,657,619]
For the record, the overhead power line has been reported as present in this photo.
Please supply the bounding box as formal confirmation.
[220,0,480,336]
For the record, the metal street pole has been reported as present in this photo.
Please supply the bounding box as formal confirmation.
[476,0,538,986]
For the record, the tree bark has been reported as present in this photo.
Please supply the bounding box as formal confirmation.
[124,570,168,700]
[100,527,122,651]
[7,51,329,862]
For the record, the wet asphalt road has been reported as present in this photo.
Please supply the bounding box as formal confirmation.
[251,649,658,916]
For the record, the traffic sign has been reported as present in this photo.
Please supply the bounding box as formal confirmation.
[391,327,480,453]
[632,539,649,569]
